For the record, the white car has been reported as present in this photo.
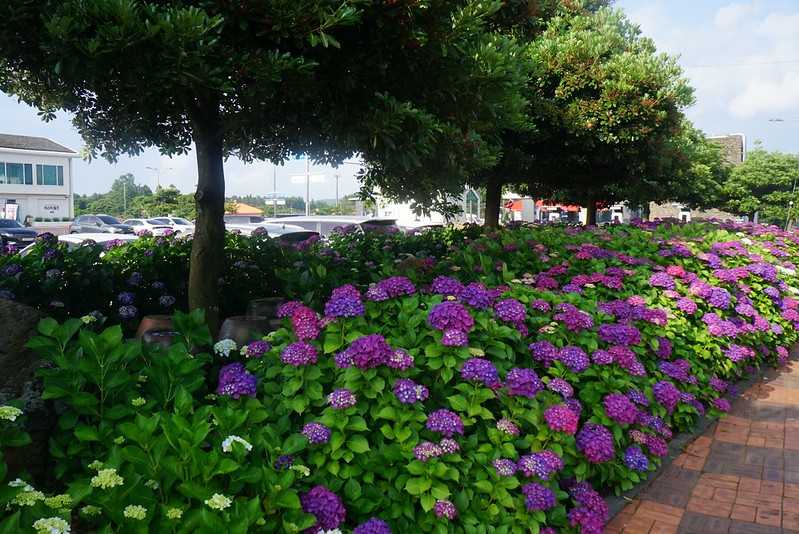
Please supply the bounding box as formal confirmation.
[19,233,139,257]
[260,215,399,237]
[151,217,195,235]
[122,218,174,236]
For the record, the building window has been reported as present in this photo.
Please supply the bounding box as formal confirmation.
[36,164,64,186]
[1,162,33,185]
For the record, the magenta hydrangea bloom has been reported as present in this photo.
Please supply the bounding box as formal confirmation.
[649,272,675,289]
[518,451,563,480]
[531,299,551,312]
[328,388,357,409]
[427,301,474,332]
[522,483,556,511]
[709,376,728,392]
[290,306,321,341]
[281,342,318,366]
[645,434,669,457]
[653,381,681,413]
[375,276,416,298]
[277,300,304,318]
[568,482,608,534]
[459,282,493,309]
[433,499,457,520]
[243,340,270,358]
[505,368,543,398]
[576,423,615,463]
[544,404,579,434]
[547,378,574,398]
[216,363,257,399]
[591,349,613,365]
[712,398,731,412]
[353,518,392,534]
[461,358,500,387]
[554,304,594,331]
[426,409,464,437]
[393,378,429,404]
[301,485,346,533]
[302,422,331,444]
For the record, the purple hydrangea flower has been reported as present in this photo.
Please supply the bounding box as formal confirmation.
[505,368,543,398]
[592,349,613,365]
[119,305,138,320]
[496,418,519,436]
[343,334,393,369]
[493,458,517,477]
[274,454,293,470]
[709,377,728,392]
[568,482,608,534]
[216,363,257,399]
[277,300,304,318]
[460,282,492,309]
[544,404,579,434]
[645,434,669,457]
[433,499,457,520]
[558,346,590,372]
[387,349,414,370]
[393,378,429,404]
[461,358,500,387]
[554,305,594,331]
[598,324,641,346]
[547,378,574,398]
[428,301,474,332]
[531,299,551,312]
[494,298,527,324]
[576,423,615,463]
[159,295,176,307]
[290,306,321,341]
[627,389,649,406]
[243,340,270,359]
[375,276,416,298]
[413,441,443,462]
[328,389,357,409]
[708,287,731,309]
[624,446,649,471]
[649,272,675,289]
[529,340,559,366]
[439,438,460,454]
[118,291,135,305]
[426,409,464,437]
[712,398,731,412]
[653,381,680,413]
[324,285,365,317]
[353,518,392,534]
[603,393,639,425]
[302,423,331,444]
[522,483,556,511]
[301,485,346,532]
[430,276,464,297]
[442,329,469,347]
[656,337,673,359]
[281,342,318,366]
[518,451,563,480]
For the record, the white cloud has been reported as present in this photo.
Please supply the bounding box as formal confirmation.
[714,2,758,29]
[730,72,799,117]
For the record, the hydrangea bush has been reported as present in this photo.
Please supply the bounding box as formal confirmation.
[2,220,799,533]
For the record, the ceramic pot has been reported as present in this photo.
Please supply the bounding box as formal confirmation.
[142,329,182,349]
[136,315,173,339]
[247,297,284,319]
[218,315,271,346]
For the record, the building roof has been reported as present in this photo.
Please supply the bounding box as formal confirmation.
[0,133,76,154]
[228,202,263,215]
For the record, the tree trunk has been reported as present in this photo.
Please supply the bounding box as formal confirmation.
[484,175,502,228]
[584,194,597,226]
[189,100,226,333]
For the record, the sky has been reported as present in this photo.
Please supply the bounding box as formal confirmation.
[1,0,798,197]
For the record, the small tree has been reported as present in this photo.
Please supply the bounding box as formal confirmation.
[723,145,799,225]
[0,1,528,326]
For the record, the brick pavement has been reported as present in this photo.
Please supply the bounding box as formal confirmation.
[607,360,799,533]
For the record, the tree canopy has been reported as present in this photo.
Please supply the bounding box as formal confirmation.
[722,145,799,226]
[75,174,152,218]
[0,0,533,324]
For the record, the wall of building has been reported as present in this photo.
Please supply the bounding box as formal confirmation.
[0,149,73,221]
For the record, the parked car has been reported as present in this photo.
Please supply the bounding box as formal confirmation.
[260,216,399,238]
[69,214,134,234]
[19,233,139,257]
[122,218,174,236]
[0,219,38,246]
[222,214,318,243]
[151,217,195,234]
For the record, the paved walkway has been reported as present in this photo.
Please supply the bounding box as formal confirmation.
[608,359,799,534]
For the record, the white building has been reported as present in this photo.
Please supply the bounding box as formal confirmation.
[0,134,77,222]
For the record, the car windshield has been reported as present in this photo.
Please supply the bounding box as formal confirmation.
[0,219,23,228]
[172,218,191,225]
[98,215,120,224]
[146,219,165,225]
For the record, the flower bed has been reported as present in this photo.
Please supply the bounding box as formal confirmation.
[2,221,799,533]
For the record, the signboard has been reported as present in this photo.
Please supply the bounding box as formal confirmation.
[266,199,287,206]
[4,203,18,221]
[290,174,325,184]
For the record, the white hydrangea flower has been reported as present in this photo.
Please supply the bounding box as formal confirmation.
[32,517,70,534]
[90,468,124,489]
[204,493,232,511]
[289,464,310,477]
[0,405,23,421]
[123,504,147,520]
[8,478,31,489]
[221,435,253,453]
[80,314,97,324]
[214,339,237,357]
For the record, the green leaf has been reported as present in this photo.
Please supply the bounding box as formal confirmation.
[74,425,99,442]
[275,490,301,509]
[347,435,370,454]
[405,477,431,495]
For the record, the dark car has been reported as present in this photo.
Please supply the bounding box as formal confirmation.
[69,214,134,234]
[0,219,37,245]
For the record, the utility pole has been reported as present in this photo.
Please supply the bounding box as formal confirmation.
[335,173,340,209]
[305,156,311,216]
[123,180,127,215]
[273,165,278,217]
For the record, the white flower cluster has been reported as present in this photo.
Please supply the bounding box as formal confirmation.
[33,517,70,534]
[221,435,253,453]
[0,405,23,421]
[214,339,237,357]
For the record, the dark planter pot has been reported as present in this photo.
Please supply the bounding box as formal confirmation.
[218,315,271,346]
[142,329,182,350]
[136,315,174,339]
[247,297,284,319]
